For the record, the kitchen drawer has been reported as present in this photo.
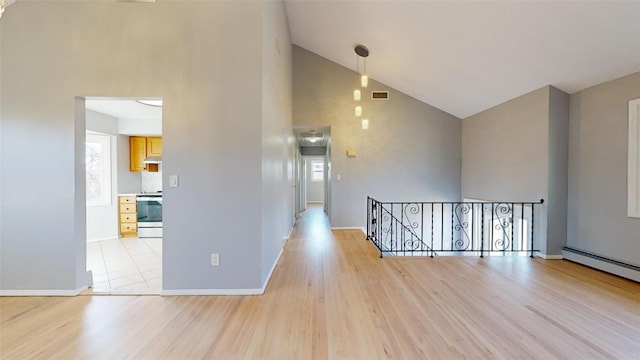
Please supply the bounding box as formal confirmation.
[120,223,137,233]
[119,196,136,204]
[120,204,136,213]
[120,213,137,223]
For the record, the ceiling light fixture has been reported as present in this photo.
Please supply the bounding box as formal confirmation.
[354,44,370,129]
[355,44,369,88]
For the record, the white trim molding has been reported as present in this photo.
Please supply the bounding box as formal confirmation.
[331,227,366,234]
[563,247,640,282]
[534,252,563,260]
[0,286,88,297]
[162,235,288,297]
[629,98,640,218]
[161,288,265,296]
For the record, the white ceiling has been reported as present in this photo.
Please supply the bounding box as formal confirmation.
[85,99,162,121]
[285,0,640,118]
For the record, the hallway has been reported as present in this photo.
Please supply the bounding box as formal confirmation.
[2,205,639,359]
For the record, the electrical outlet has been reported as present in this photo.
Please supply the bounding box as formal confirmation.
[211,253,219,267]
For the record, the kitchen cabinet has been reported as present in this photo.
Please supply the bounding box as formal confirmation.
[129,136,162,172]
[119,195,137,237]
[146,137,163,157]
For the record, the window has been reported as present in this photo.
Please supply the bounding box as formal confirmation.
[629,98,640,218]
[311,160,324,182]
[86,133,112,206]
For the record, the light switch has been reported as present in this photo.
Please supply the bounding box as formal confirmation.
[337,174,342,181]
[169,175,179,188]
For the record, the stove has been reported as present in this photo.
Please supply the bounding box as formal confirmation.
[136,193,162,238]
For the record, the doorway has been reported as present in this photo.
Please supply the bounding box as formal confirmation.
[83,97,163,294]
[294,126,331,221]
[305,156,325,206]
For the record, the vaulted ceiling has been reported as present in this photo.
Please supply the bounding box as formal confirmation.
[285,1,640,118]
[5,1,638,120]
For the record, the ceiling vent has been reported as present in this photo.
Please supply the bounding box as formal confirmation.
[372,91,389,100]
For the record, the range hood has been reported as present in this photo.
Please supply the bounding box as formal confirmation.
[143,156,162,164]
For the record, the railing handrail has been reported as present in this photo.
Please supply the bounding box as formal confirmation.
[377,205,433,253]
[367,196,544,258]
[368,197,545,206]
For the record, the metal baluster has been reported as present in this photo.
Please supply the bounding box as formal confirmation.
[530,202,535,258]
[489,203,496,252]
[511,202,515,252]
[431,203,434,258]
[441,203,444,252]
[521,204,525,252]
[378,201,383,258]
[471,203,475,252]
[451,204,454,251]
[366,197,370,241]
[480,203,484,258]
[421,203,424,254]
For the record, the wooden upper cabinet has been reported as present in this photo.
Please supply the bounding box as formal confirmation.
[130,136,163,172]
[146,137,163,157]
[130,136,147,172]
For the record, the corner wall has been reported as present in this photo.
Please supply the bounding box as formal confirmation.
[260,0,294,286]
[462,87,549,202]
[462,85,570,256]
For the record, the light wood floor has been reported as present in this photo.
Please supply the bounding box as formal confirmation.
[2,205,639,359]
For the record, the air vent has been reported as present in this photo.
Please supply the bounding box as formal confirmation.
[372,91,389,100]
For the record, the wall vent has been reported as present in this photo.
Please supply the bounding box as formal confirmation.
[371,91,389,100]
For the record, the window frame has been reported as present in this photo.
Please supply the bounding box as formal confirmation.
[311,160,324,182]
[86,132,112,207]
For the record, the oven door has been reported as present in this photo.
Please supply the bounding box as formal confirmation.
[137,196,162,237]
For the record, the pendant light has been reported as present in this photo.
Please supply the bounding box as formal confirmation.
[355,45,369,88]
[354,44,370,129]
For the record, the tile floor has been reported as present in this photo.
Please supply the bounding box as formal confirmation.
[86,237,162,294]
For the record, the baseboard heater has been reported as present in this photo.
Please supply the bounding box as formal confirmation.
[562,246,640,282]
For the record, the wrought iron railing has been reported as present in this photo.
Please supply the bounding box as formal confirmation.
[366,197,544,258]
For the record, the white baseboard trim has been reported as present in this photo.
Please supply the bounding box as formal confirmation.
[563,249,640,282]
[161,239,287,297]
[161,288,264,296]
[331,227,366,234]
[0,285,88,297]
[534,252,563,260]
[261,247,284,293]
[305,201,324,204]
[282,225,295,247]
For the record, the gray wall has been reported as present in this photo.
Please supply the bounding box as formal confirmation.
[293,46,462,228]
[1,1,293,292]
[260,0,294,285]
[305,156,325,202]
[462,87,549,202]
[462,85,570,255]
[547,87,570,255]
[568,71,640,266]
[117,135,141,194]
